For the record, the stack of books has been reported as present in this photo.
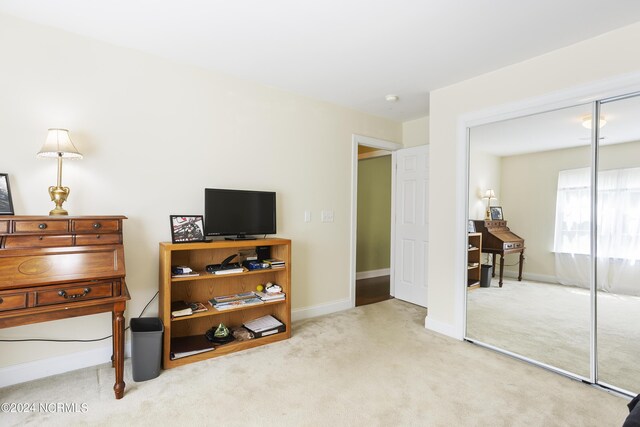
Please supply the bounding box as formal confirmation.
[208,292,264,311]
[263,258,285,269]
[254,290,286,302]
[171,301,208,318]
[243,315,285,338]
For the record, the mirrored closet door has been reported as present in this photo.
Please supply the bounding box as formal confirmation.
[466,95,640,395]
[597,94,640,394]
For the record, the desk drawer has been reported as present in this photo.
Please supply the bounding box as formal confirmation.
[0,292,27,312]
[75,233,121,246]
[0,220,8,233]
[73,219,120,233]
[14,220,69,234]
[4,235,74,249]
[35,282,114,306]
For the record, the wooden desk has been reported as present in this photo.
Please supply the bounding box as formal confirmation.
[473,220,525,287]
[0,216,129,399]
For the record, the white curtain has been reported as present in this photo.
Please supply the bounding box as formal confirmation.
[554,166,640,296]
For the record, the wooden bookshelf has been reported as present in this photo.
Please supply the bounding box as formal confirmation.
[159,238,291,369]
[467,232,482,290]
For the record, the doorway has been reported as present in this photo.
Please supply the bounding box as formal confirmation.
[356,146,393,306]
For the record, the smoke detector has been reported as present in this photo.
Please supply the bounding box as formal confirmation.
[385,94,399,102]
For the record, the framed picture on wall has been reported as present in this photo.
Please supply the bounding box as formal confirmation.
[170,215,205,243]
[467,220,476,233]
[0,173,14,215]
[490,206,504,220]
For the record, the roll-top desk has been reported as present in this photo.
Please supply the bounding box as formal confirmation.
[473,220,525,287]
[0,215,129,399]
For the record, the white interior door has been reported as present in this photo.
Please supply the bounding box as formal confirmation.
[394,145,428,307]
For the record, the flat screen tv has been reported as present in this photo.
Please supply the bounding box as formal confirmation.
[204,188,276,240]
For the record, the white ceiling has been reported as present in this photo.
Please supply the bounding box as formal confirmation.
[2,0,640,122]
[471,94,640,157]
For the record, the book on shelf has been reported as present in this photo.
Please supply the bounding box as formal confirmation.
[209,292,257,305]
[212,297,264,311]
[171,301,209,317]
[254,291,286,302]
[243,315,285,338]
[262,258,285,268]
[170,335,215,360]
[172,272,200,278]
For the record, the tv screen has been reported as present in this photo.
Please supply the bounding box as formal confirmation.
[204,188,276,239]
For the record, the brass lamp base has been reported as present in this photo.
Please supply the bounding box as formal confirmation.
[48,185,70,216]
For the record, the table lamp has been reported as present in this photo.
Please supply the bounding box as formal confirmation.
[37,129,83,215]
[483,189,496,220]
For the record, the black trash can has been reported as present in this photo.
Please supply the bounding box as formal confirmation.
[480,264,493,288]
[130,317,164,382]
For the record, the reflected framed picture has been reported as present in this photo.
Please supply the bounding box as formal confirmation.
[170,215,205,243]
[0,173,14,215]
[490,206,504,220]
[467,220,476,233]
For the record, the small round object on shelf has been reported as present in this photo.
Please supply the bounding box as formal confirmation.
[256,284,264,292]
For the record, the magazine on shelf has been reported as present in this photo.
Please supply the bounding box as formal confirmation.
[209,292,257,305]
[213,297,264,311]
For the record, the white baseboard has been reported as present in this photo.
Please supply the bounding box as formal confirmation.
[4,298,356,387]
[292,298,352,322]
[0,342,132,388]
[424,316,463,340]
[355,268,390,280]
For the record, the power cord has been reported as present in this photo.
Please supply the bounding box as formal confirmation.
[0,291,159,343]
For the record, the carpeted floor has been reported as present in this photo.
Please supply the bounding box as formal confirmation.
[467,278,640,394]
[1,299,631,426]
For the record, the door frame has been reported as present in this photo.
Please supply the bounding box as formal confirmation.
[350,134,402,308]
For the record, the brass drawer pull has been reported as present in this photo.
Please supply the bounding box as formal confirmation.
[38,223,47,230]
[93,223,102,229]
[58,288,91,299]
[0,297,3,304]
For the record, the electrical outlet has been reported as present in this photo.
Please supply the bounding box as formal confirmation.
[304,210,311,222]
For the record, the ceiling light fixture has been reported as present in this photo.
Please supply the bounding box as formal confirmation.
[581,115,607,129]
[385,94,399,102]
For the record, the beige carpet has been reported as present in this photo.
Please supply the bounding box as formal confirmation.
[1,299,631,426]
[467,278,640,394]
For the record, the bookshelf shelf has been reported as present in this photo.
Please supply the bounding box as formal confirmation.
[159,238,291,369]
[467,232,482,290]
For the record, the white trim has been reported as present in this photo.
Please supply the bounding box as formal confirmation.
[0,342,132,388]
[424,316,463,339]
[457,72,640,345]
[291,298,352,322]
[350,134,402,309]
[355,268,390,280]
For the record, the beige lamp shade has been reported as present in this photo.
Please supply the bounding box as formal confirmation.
[484,189,496,199]
[37,129,83,158]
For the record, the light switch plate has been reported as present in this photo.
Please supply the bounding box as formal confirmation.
[321,210,334,223]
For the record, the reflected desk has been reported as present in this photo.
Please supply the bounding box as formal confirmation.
[473,220,525,287]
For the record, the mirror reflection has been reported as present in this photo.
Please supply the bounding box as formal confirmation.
[466,98,640,394]
[466,104,593,379]
[597,95,640,394]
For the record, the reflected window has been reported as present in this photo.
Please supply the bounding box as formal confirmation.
[554,166,640,261]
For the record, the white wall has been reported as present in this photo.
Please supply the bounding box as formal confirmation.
[402,116,429,147]
[427,21,640,337]
[0,14,401,370]
[468,147,501,221]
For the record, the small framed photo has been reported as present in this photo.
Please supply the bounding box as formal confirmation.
[170,215,205,243]
[490,206,504,220]
[467,220,476,233]
[0,173,14,215]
